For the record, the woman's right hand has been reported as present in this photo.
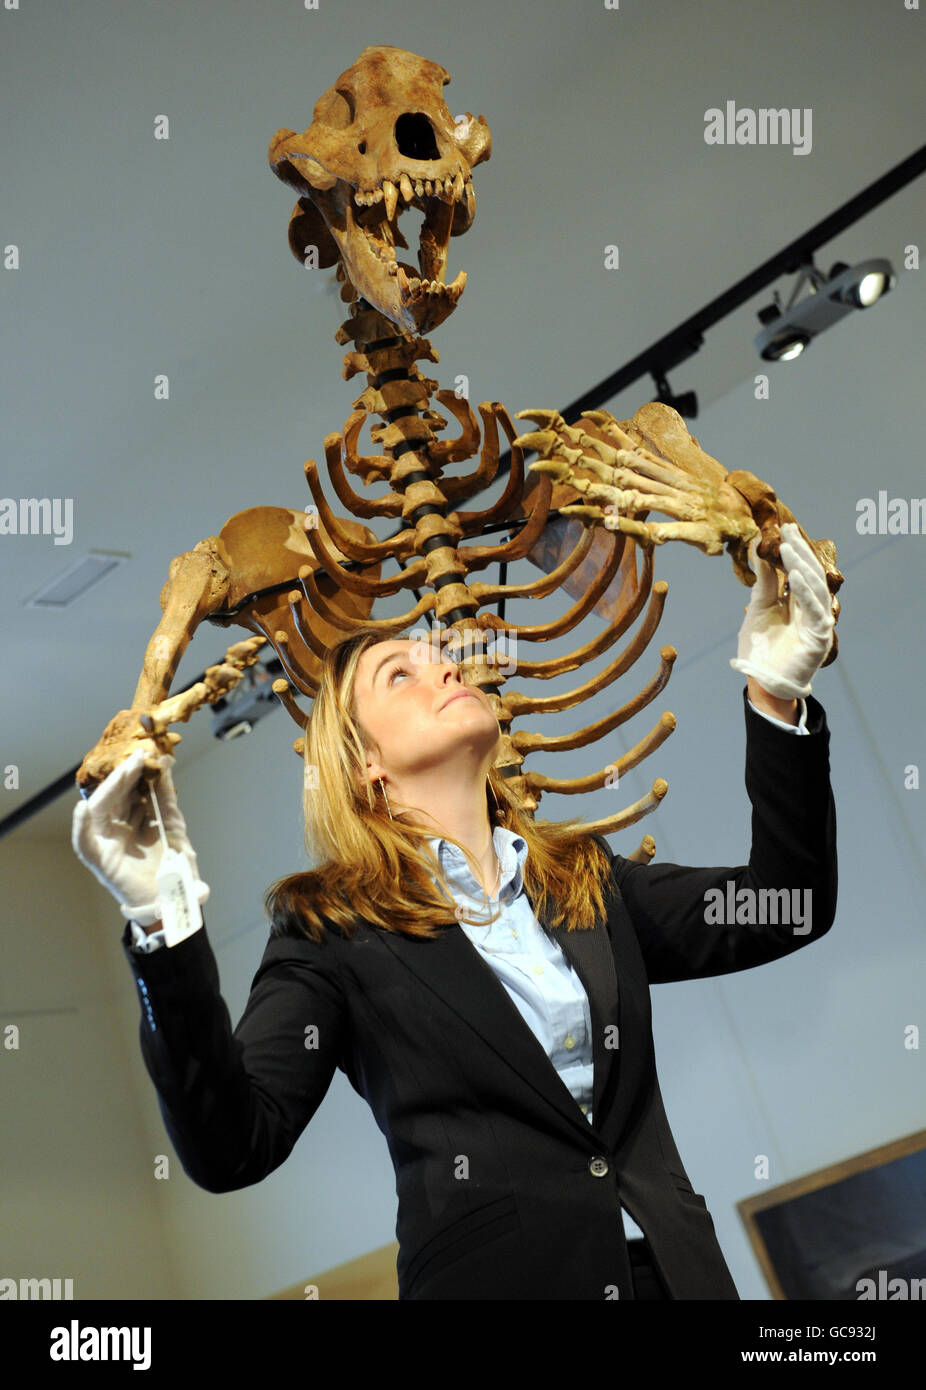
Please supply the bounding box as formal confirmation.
[71,747,210,927]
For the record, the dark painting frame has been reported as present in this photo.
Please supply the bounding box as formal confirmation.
[737,1129,926,1300]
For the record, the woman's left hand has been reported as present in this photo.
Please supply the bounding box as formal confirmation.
[730,522,836,700]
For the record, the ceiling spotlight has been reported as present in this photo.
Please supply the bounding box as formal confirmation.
[826,260,895,308]
[651,371,698,419]
[210,654,282,740]
[755,255,896,362]
[754,313,811,361]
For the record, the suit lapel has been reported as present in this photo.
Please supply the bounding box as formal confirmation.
[374,884,624,1140]
[547,906,621,1127]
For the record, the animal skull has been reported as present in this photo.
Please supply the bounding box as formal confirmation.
[268,45,491,334]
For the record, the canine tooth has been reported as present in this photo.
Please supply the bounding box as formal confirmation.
[464,179,475,219]
[399,172,414,203]
[382,179,398,222]
[453,170,464,201]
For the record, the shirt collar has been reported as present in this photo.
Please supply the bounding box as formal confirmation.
[425,824,527,903]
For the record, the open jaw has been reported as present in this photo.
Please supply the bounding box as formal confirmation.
[325,171,474,333]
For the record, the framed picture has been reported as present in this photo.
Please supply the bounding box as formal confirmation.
[738,1129,926,1300]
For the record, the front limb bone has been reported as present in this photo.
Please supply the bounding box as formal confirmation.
[76,635,268,795]
[133,538,232,709]
[512,403,843,660]
[514,409,760,559]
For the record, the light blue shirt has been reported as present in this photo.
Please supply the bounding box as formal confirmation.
[129,697,808,1243]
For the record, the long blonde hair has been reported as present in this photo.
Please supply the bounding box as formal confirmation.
[264,625,613,943]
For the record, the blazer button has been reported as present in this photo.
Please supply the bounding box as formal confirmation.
[588,1156,609,1177]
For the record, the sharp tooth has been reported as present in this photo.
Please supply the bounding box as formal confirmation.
[382,179,398,221]
[414,179,424,197]
[464,179,475,220]
[453,170,464,201]
[399,172,414,203]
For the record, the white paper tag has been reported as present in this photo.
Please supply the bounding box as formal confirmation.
[156,847,203,947]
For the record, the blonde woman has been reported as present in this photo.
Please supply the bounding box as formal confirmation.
[73,525,838,1300]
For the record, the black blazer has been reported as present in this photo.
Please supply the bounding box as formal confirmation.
[122,688,837,1300]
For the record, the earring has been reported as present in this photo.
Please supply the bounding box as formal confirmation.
[378,776,394,821]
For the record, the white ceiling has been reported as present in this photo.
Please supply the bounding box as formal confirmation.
[1,0,924,843]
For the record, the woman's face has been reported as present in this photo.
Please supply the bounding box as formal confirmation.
[353,636,501,789]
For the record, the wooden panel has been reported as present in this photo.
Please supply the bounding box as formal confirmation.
[268,1242,400,1300]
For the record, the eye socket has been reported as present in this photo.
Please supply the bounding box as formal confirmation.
[335,87,356,122]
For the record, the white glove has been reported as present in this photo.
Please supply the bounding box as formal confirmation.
[730,522,835,700]
[71,746,210,926]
